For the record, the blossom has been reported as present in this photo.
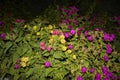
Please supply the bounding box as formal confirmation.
[21,57,29,63]
[87,35,93,41]
[103,55,109,62]
[77,75,83,80]
[33,26,38,31]
[60,39,66,44]
[95,73,101,80]
[0,33,6,40]
[45,61,51,67]
[60,34,65,39]
[16,59,21,63]
[52,30,60,35]
[21,62,27,67]
[64,32,70,38]
[68,44,74,49]
[40,42,45,47]
[81,66,87,73]
[103,33,115,42]
[36,32,40,36]
[73,55,76,59]
[90,68,95,73]
[48,25,53,29]
[15,19,21,23]
[67,49,72,54]
[70,29,76,35]
[84,31,88,37]
[106,47,112,54]
[15,64,20,69]
[47,46,51,52]
[102,66,109,74]
[62,46,67,51]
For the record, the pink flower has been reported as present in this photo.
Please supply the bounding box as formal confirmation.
[47,46,51,52]
[103,55,109,62]
[81,66,87,73]
[84,31,88,37]
[15,19,21,23]
[70,29,76,35]
[77,75,83,80]
[87,35,93,41]
[40,42,45,47]
[41,46,46,50]
[90,68,95,73]
[52,30,60,35]
[45,61,51,67]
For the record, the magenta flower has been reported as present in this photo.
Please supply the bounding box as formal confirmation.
[41,46,46,50]
[16,59,21,63]
[64,32,70,38]
[70,29,76,35]
[81,66,87,73]
[45,61,51,67]
[106,47,112,54]
[103,55,109,62]
[84,31,88,37]
[47,46,51,52]
[0,33,6,40]
[102,66,108,74]
[77,75,83,80]
[95,73,101,80]
[87,35,93,41]
[68,44,74,49]
[15,64,20,69]
[90,68,95,73]
[15,19,21,23]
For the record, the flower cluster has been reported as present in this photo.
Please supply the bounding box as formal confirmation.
[103,33,115,42]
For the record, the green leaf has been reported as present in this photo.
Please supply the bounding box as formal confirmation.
[53,53,63,59]
[4,42,13,53]
[26,68,34,78]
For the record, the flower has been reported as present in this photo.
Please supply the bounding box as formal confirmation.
[60,34,65,39]
[48,25,53,29]
[67,49,72,54]
[40,42,45,47]
[33,26,37,31]
[36,32,40,36]
[60,39,66,44]
[103,55,109,62]
[68,44,74,49]
[16,59,21,63]
[21,62,27,67]
[77,75,83,80]
[87,35,93,41]
[15,64,20,69]
[15,19,21,23]
[84,31,88,37]
[45,61,51,67]
[70,29,76,35]
[0,33,6,40]
[21,57,29,63]
[41,46,46,50]
[90,68,95,73]
[47,46,51,52]
[62,46,67,51]
[52,30,60,35]
[81,66,87,73]
[102,66,108,74]
[64,32,70,38]
[95,73,101,80]
[106,47,112,54]
[73,55,76,59]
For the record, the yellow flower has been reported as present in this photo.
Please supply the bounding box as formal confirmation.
[21,57,29,63]
[21,62,27,67]
[52,35,56,38]
[60,39,66,44]
[62,46,67,51]
[60,35,65,39]
[67,50,72,54]
[24,25,27,28]
[36,32,40,36]
[49,38,54,43]
[48,25,53,29]
[73,55,76,59]
[33,26,37,31]
[51,30,53,34]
